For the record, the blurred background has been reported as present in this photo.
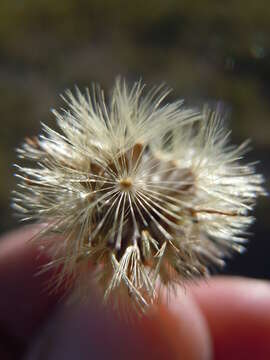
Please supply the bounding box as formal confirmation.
[0,1,269,279]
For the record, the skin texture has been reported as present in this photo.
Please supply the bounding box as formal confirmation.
[0,226,270,359]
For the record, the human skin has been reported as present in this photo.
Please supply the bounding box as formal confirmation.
[0,226,270,359]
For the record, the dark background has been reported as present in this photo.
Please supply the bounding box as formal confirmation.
[0,1,269,279]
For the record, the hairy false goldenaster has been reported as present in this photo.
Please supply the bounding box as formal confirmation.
[13,78,265,311]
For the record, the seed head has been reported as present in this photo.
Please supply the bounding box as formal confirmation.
[13,78,266,312]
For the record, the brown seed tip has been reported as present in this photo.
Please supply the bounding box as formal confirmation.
[119,177,133,189]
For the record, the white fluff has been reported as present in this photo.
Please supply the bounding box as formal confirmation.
[13,77,266,312]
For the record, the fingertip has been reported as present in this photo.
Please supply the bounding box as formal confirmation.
[27,287,213,360]
[156,286,213,360]
[0,226,62,340]
[189,276,270,360]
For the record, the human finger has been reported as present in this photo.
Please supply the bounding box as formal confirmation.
[189,276,270,360]
[0,226,63,342]
[26,284,212,360]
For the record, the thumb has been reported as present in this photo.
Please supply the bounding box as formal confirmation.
[26,287,212,360]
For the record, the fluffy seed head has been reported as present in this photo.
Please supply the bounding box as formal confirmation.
[13,78,266,312]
